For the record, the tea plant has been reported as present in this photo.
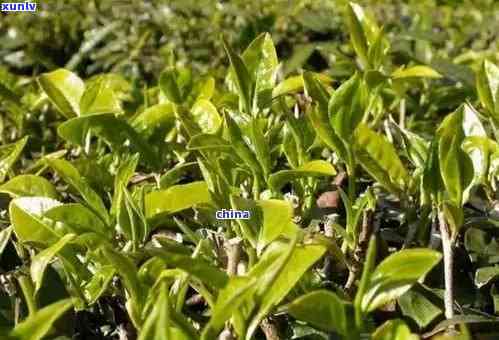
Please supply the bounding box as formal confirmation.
[0,2,499,340]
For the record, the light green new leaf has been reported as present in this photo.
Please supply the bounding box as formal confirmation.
[0,136,28,183]
[269,160,336,192]
[159,68,182,104]
[329,73,365,140]
[303,71,329,114]
[249,118,271,178]
[437,105,476,207]
[257,199,298,253]
[246,241,327,339]
[46,159,110,225]
[389,119,429,169]
[111,154,139,216]
[10,197,62,244]
[223,38,254,114]
[391,66,442,79]
[354,124,409,194]
[148,248,228,289]
[10,298,73,340]
[31,233,76,292]
[44,203,110,237]
[286,290,350,335]
[272,73,332,98]
[83,265,115,304]
[100,246,145,327]
[0,175,58,199]
[346,2,372,68]
[372,319,418,340]
[145,181,211,218]
[132,102,176,142]
[201,276,258,340]
[476,60,499,120]
[223,112,263,176]
[240,33,278,93]
[361,249,442,312]
[139,284,181,340]
[80,75,122,115]
[58,113,159,167]
[191,99,222,134]
[38,69,84,118]
[187,133,232,151]
[0,227,12,257]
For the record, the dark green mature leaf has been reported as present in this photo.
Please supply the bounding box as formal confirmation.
[476,60,499,120]
[398,289,442,328]
[58,113,159,167]
[46,159,110,225]
[286,290,350,335]
[268,160,336,192]
[0,175,58,199]
[361,249,442,312]
[372,319,418,340]
[38,69,84,118]
[475,266,499,288]
[0,136,28,183]
[354,124,409,194]
[145,181,211,218]
[223,38,254,114]
[9,298,73,340]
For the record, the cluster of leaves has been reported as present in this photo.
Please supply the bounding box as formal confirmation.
[0,1,499,340]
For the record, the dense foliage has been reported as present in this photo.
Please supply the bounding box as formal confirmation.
[1,1,499,339]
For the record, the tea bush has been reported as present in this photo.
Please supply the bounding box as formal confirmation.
[0,1,499,339]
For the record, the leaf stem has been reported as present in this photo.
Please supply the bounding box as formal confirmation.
[438,210,454,320]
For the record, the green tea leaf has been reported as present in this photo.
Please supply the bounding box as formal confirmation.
[44,203,110,237]
[372,319,418,340]
[145,181,211,218]
[10,197,62,244]
[159,68,182,104]
[286,290,350,335]
[58,113,159,167]
[79,75,122,115]
[361,249,442,312]
[475,266,499,288]
[31,233,76,292]
[0,136,28,183]
[398,289,442,328]
[191,99,222,134]
[0,175,58,199]
[354,124,409,194]
[269,160,336,192]
[391,66,442,79]
[131,103,176,142]
[257,199,298,252]
[223,38,254,114]
[10,298,73,340]
[476,60,499,120]
[38,69,84,118]
[46,159,110,225]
